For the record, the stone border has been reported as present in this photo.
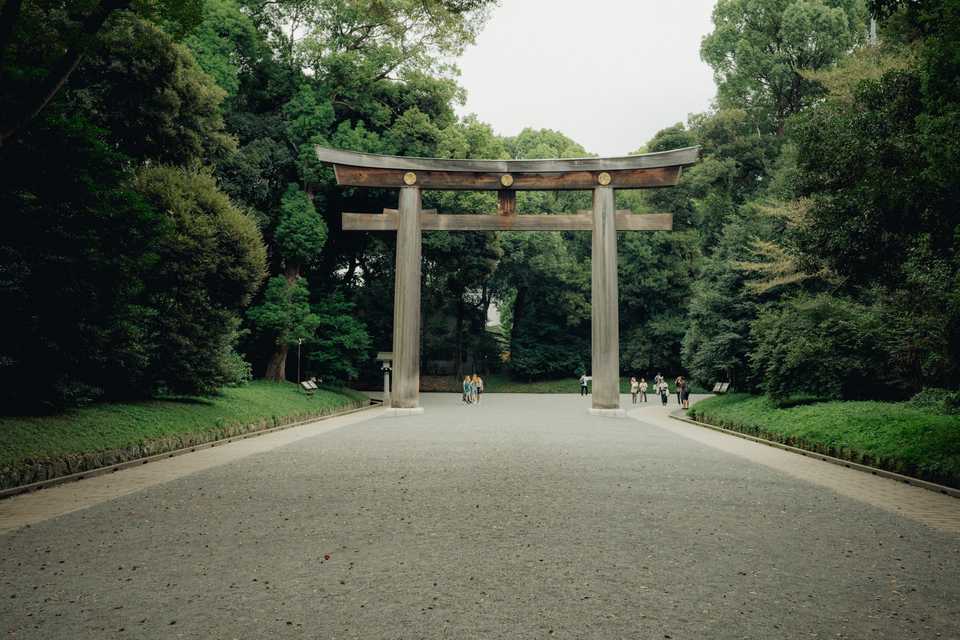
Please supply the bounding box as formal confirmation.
[669,412,960,499]
[0,400,376,499]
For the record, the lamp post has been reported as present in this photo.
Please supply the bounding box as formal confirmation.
[297,337,304,385]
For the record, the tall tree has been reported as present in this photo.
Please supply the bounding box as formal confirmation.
[0,0,202,146]
[701,0,868,133]
[250,184,328,381]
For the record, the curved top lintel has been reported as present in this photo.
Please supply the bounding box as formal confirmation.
[314,145,700,173]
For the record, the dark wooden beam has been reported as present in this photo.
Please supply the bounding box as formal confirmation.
[341,212,673,232]
[332,165,682,191]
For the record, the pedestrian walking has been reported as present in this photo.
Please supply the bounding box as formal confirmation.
[675,376,683,405]
[473,374,483,404]
[462,376,473,404]
[630,377,639,404]
[658,379,669,406]
[579,374,589,396]
[639,378,648,402]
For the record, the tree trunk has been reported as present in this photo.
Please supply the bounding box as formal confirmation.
[264,343,289,382]
[510,286,527,360]
[0,0,131,147]
[455,295,464,379]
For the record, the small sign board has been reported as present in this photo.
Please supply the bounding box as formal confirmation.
[376,352,394,362]
[719,382,730,393]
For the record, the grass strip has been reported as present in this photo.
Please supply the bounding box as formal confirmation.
[689,394,960,488]
[0,381,368,489]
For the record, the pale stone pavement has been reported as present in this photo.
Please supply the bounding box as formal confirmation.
[1,393,958,639]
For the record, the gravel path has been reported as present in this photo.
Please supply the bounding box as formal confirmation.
[2,393,958,639]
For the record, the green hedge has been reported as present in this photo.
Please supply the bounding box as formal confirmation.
[0,381,367,489]
[689,394,960,488]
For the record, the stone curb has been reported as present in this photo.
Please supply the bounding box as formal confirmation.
[668,412,960,499]
[0,401,378,500]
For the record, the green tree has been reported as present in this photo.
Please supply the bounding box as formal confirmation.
[0,115,162,408]
[789,11,960,388]
[306,291,372,381]
[247,276,321,380]
[0,4,266,410]
[71,13,235,164]
[750,294,889,401]
[682,216,761,389]
[701,0,868,133]
[619,231,700,377]
[0,0,203,146]
[183,0,262,99]
[254,184,328,381]
[134,166,267,394]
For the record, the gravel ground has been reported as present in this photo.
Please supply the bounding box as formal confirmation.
[1,393,958,639]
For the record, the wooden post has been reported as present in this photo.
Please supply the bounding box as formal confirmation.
[392,186,422,410]
[590,186,623,414]
[498,190,516,216]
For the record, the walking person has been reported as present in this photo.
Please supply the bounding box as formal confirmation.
[579,373,589,396]
[639,377,648,402]
[675,376,683,405]
[658,379,669,406]
[681,377,690,410]
[462,376,473,404]
[473,374,483,404]
[630,377,639,405]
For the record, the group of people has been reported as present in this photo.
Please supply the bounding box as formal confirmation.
[629,373,691,409]
[462,374,484,404]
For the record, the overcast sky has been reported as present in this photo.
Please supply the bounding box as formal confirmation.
[455,0,718,157]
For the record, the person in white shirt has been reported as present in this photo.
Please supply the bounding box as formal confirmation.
[658,379,669,406]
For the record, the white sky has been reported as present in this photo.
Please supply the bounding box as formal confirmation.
[455,0,718,157]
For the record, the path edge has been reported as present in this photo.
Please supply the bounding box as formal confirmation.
[668,412,960,499]
[0,401,380,500]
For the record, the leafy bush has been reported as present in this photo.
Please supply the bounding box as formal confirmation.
[908,388,960,415]
[133,166,267,396]
[220,350,254,387]
[750,294,891,402]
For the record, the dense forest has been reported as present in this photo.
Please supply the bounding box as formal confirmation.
[1,0,957,412]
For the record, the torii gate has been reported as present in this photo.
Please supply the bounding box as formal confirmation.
[316,146,699,416]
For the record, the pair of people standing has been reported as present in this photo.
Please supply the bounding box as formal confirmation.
[629,377,649,404]
[462,374,484,404]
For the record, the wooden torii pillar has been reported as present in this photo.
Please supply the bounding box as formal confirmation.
[316,146,699,416]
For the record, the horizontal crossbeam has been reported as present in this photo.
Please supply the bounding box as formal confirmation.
[333,165,682,190]
[342,211,672,232]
